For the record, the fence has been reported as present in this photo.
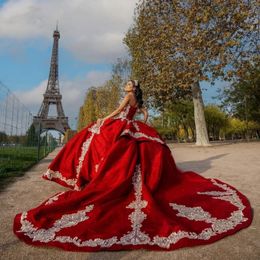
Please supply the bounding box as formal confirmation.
[0,81,58,184]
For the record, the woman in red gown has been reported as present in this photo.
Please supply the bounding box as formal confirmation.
[13,79,253,252]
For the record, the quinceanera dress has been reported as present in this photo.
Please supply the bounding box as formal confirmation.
[13,102,253,252]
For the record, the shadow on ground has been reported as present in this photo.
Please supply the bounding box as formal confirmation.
[176,153,229,173]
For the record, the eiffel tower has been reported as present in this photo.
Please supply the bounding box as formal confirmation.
[33,25,70,135]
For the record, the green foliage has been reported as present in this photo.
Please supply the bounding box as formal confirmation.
[25,124,38,146]
[204,104,229,140]
[150,99,195,141]
[123,0,258,109]
[0,128,57,189]
[0,131,8,143]
[0,146,52,189]
[156,126,177,141]
[151,100,260,142]
[224,117,260,139]
[218,61,260,123]
[77,58,131,131]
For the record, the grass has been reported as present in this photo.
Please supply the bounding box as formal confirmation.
[0,145,56,190]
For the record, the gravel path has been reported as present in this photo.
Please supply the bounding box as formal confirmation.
[0,142,259,260]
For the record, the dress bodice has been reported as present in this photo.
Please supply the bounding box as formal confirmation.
[113,103,138,121]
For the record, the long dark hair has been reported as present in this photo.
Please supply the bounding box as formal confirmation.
[130,80,144,109]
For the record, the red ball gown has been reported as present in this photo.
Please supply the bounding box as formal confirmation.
[13,103,253,252]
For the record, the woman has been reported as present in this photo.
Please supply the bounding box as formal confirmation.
[96,80,148,127]
[13,79,253,252]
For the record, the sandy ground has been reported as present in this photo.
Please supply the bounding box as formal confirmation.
[0,141,259,260]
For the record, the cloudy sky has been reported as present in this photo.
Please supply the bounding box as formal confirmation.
[0,0,221,135]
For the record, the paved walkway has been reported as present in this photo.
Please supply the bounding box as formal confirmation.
[0,142,259,260]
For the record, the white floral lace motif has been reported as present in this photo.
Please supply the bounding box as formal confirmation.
[74,120,106,188]
[17,204,94,243]
[44,191,66,205]
[119,164,150,245]
[113,104,132,123]
[120,129,165,144]
[43,104,164,190]
[115,104,165,144]
[18,163,249,249]
[43,120,106,191]
[43,168,77,188]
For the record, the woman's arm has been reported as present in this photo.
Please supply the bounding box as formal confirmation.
[138,107,148,123]
[102,94,131,121]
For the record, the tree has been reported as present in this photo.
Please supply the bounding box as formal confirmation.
[25,124,38,146]
[217,60,260,123]
[204,105,229,140]
[77,57,134,131]
[78,86,97,131]
[112,57,132,87]
[123,0,258,145]
[0,131,8,143]
[165,99,195,141]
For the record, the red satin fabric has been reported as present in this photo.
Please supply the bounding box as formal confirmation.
[13,103,253,252]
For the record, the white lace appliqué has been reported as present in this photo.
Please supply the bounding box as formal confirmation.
[119,164,150,245]
[155,179,248,248]
[133,121,140,131]
[43,104,164,190]
[43,169,77,188]
[43,120,106,191]
[115,104,165,145]
[17,204,94,243]
[18,162,249,249]
[74,120,106,189]
[120,129,165,144]
[113,104,132,122]
[44,191,66,205]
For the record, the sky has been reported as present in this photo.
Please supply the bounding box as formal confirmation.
[0,0,225,137]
